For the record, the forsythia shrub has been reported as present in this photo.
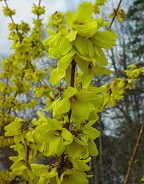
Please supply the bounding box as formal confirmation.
[0,0,144,183]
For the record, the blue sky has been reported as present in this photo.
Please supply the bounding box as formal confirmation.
[0,0,128,59]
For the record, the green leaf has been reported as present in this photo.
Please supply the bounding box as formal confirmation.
[73,20,97,38]
[76,2,93,23]
[82,123,100,140]
[73,35,88,56]
[53,98,71,115]
[92,31,118,49]
[40,169,58,180]
[48,44,59,58]
[88,110,99,121]
[88,139,98,156]
[48,32,62,48]
[38,111,47,121]
[76,90,97,102]
[10,159,26,173]
[36,129,54,143]
[66,141,82,159]
[74,136,86,146]
[63,87,77,98]
[66,11,75,28]
[60,27,69,35]
[66,30,78,42]
[38,176,49,184]
[57,49,75,71]
[86,39,94,58]
[72,101,95,120]
[74,55,89,73]
[76,50,96,63]
[94,45,100,57]
[50,68,65,85]
[31,164,50,177]
[87,86,106,93]
[92,65,112,75]
[65,66,71,86]
[61,128,73,145]
[49,136,65,156]
[79,73,93,88]
[46,28,56,35]
[72,158,91,171]
[94,47,108,66]
[5,118,22,136]
[59,36,73,55]
[26,130,34,142]
[98,48,108,66]
[47,118,62,129]
[61,170,89,184]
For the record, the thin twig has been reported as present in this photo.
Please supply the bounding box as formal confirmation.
[4,0,15,24]
[123,123,144,184]
[37,0,42,19]
[70,60,76,88]
[26,144,30,184]
[109,0,123,29]
[38,0,42,6]
[58,59,76,175]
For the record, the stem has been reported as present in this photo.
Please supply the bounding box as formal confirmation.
[68,109,72,124]
[67,59,76,127]
[38,0,42,6]
[26,145,30,163]
[4,0,15,24]
[58,59,76,173]
[37,0,42,20]
[68,59,76,123]
[70,60,76,88]
[109,0,123,29]
[4,0,20,35]
[26,143,30,184]
[123,123,144,184]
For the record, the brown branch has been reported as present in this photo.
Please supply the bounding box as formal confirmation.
[70,60,76,88]
[123,123,144,184]
[26,145,30,163]
[68,59,76,125]
[58,59,76,174]
[109,0,123,29]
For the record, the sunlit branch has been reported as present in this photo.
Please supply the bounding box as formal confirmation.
[109,0,123,29]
